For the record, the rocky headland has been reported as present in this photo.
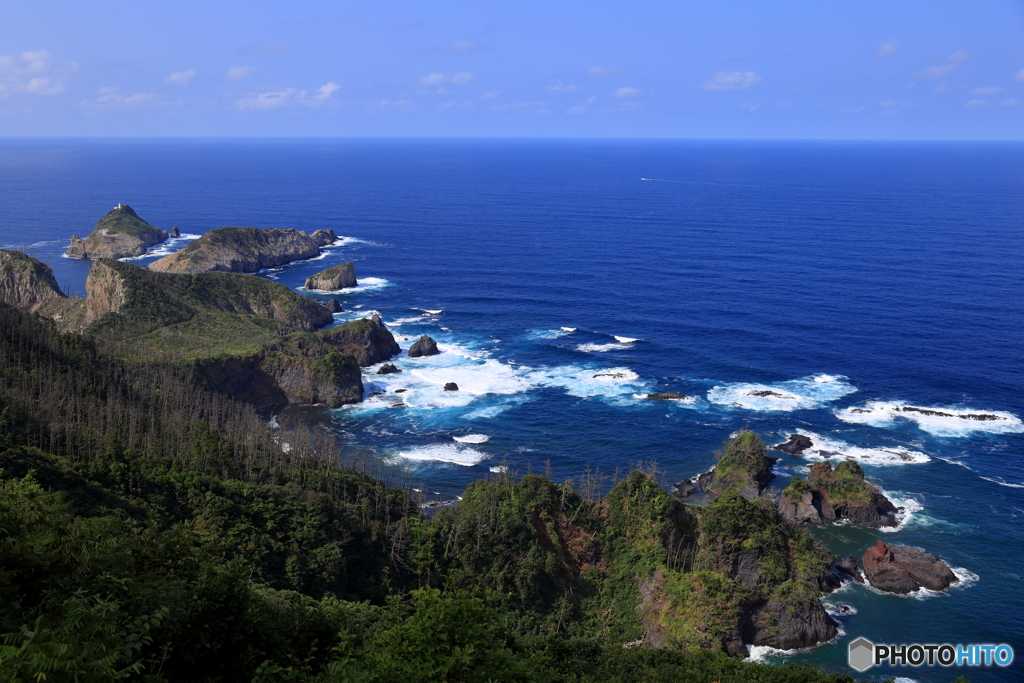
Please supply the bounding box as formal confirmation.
[861,540,959,594]
[66,204,171,259]
[3,253,399,410]
[779,460,898,528]
[0,250,85,327]
[304,261,356,291]
[149,227,324,274]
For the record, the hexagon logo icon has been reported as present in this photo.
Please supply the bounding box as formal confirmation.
[848,637,874,672]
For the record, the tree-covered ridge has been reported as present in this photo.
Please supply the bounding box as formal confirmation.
[0,302,886,682]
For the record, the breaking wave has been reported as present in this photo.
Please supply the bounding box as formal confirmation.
[835,401,1024,437]
[708,374,857,412]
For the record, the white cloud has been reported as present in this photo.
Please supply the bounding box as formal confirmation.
[480,90,500,100]
[236,88,298,110]
[1003,98,1020,106]
[418,72,475,87]
[701,71,762,90]
[225,66,256,81]
[914,50,969,79]
[546,81,582,93]
[1016,68,1024,83]
[587,66,621,77]
[877,41,899,59]
[0,49,78,96]
[78,87,156,109]
[614,86,642,98]
[964,99,987,108]
[165,69,196,86]
[971,86,1003,96]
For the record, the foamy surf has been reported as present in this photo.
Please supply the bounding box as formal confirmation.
[835,401,1024,437]
[120,233,201,261]
[708,374,857,412]
[393,443,488,466]
[304,276,393,294]
[783,430,930,466]
[877,492,924,532]
[454,434,490,444]
[613,336,641,344]
[576,342,631,352]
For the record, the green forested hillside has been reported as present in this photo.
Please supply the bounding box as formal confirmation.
[0,302,875,682]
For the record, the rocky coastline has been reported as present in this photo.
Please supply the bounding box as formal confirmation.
[149,227,332,274]
[66,204,171,260]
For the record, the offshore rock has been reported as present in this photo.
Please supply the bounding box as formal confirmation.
[408,335,440,358]
[305,261,356,291]
[321,298,342,313]
[65,204,170,259]
[304,229,338,246]
[774,433,814,455]
[779,461,898,528]
[377,363,402,375]
[149,227,321,274]
[646,392,689,401]
[834,555,864,584]
[862,540,959,594]
[443,382,459,391]
[170,226,181,238]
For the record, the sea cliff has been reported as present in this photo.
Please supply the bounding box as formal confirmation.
[66,204,170,259]
[149,227,323,274]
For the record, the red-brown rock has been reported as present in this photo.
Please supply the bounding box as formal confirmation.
[862,540,959,594]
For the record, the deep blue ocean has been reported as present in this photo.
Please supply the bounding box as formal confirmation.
[1,139,1022,682]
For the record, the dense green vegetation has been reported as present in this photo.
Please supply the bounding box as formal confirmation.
[0,302,889,682]
[708,431,774,499]
[783,461,872,505]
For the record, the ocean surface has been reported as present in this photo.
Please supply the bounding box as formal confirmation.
[1,139,1022,682]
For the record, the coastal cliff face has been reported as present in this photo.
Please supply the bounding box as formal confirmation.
[0,250,86,330]
[149,227,321,274]
[65,205,169,259]
[304,261,356,291]
[317,314,401,366]
[678,431,777,501]
[780,461,897,528]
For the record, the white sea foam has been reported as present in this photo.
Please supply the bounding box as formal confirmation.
[784,430,930,466]
[576,342,631,352]
[120,233,201,261]
[463,403,518,419]
[387,316,429,327]
[979,476,1024,489]
[822,601,858,617]
[395,444,488,466]
[489,465,509,474]
[613,335,641,344]
[304,276,393,294]
[329,236,368,246]
[835,401,1023,437]
[877,492,924,533]
[413,308,443,315]
[708,374,857,412]
[454,434,490,444]
[526,328,572,340]
[561,326,577,332]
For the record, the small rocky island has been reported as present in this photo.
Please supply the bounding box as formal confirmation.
[149,227,336,274]
[305,261,356,291]
[408,335,440,358]
[861,540,959,594]
[66,204,172,259]
[779,460,899,528]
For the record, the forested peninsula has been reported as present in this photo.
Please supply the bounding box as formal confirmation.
[0,245,958,682]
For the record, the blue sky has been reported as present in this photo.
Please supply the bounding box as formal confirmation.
[2,1,1023,138]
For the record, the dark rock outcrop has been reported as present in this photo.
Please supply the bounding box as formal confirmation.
[304,262,356,291]
[646,392,689,401]
[774,433,814,455]
[170,226,180,238]
[149,227,321,274]
[833,555,864,584]
[377,363,402,375]
[321,298,342,313]
[443,382,459,391]
[779,461,898,528]
[65,204,170,260]
[316,313,400,367]
[408,335,440,358]
[862,540,959,594]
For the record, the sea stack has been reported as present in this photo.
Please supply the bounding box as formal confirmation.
[861,540,959,594]
[65,204,170,259]
[305,262,356,291]
[408,335,440,358]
